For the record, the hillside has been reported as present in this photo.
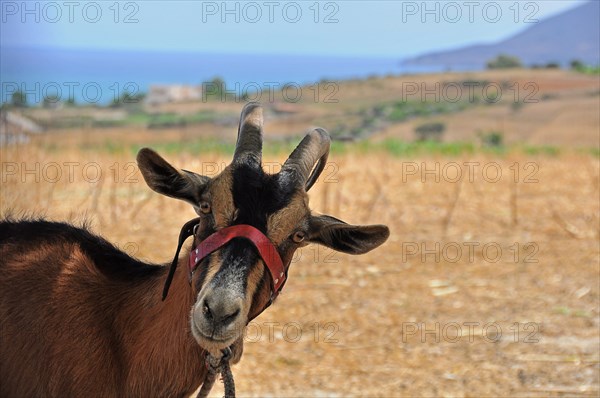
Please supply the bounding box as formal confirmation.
[402,1,600,68]
[17,69,599,149]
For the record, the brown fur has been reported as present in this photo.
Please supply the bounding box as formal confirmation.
[0,236,207,397]
[207,168,237,228]
[1,107,390,396]
[267,191,310,244]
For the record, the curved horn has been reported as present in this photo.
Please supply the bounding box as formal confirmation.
[282,128,331,191]
[233,102,263,166]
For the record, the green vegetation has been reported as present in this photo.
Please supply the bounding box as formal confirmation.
[202,76,227,101]
[334,139,560,157]
[523,145,560,156]
[486,54,523,69]
[588,148,600,158]
[339,139,561,158]
[570,60,585,70]
[570,59,600,75]
[511,100,525,112]
[109,91,146,108]
[74,136,566,159]
[544,62,560,69]
[329,91,485,141]
[387,100,469,122]
[373,139,474,157]
[414,122,446,142]
[39,110,219,129]
[39,115,94,129]
[10,90,28,108]
[532,61,562,69]
[146,112,216,129]
[478,130,504,148]
[131,139,236,156]
[553,306,593,318]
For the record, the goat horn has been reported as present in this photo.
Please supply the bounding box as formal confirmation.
[233,102,263,166]
[282,128,331,191]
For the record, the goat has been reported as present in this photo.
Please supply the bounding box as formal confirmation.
[0,103,389,397]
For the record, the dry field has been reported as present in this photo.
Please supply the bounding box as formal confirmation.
[1,133,598,397]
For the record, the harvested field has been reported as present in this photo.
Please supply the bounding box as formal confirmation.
[2,137,598,397]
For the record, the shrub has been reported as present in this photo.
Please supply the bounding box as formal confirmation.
[11,90,28,108]
[570,60,584,70]
[486,54,522,69]
[570,60,600,75]
[414,122,446,142]
[511,101,524,112]
[478,131,504,148]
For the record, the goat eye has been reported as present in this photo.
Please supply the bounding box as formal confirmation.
[292,231,305,243]
[199,202,211,214]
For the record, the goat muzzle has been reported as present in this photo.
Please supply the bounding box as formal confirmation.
[188,224,285,298]
[164,220,286,316]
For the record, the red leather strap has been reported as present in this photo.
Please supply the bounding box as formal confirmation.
[189,225,286,298]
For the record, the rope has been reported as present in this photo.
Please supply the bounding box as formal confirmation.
[220,357,236,398]
[196,347,236,398]
[196,367,217,398]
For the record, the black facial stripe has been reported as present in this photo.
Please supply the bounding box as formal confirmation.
[231,164,297,232]
[200,164,299,297]
[194,256,212,291]
[191,213,215,292]
[249,268,267,317]
[211,238,258,291]
[228,164,298,282]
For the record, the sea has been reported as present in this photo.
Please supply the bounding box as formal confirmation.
[0,47,473,105]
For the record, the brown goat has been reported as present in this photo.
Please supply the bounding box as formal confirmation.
[0,103,389,396]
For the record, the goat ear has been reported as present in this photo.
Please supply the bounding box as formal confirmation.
[307,215,390,255]
[136,148,209,206]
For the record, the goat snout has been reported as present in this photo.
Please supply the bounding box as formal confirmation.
[200,296,241,327]
[191,289,244,345]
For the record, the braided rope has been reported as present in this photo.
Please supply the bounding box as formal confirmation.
[220,358,236,398]
[196,348,235,398]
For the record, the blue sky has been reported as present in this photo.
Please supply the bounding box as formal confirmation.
[1,1,587,58]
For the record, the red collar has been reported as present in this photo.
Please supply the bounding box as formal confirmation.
[189,224,286,300]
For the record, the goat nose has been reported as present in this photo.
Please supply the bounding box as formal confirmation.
[202,299,212,320]
[201,296,241,328]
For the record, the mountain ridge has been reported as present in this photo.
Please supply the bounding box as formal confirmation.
[402,1,600,68]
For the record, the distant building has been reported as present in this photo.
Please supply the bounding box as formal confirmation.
[145,85,202,105]
[0,111,44,145]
